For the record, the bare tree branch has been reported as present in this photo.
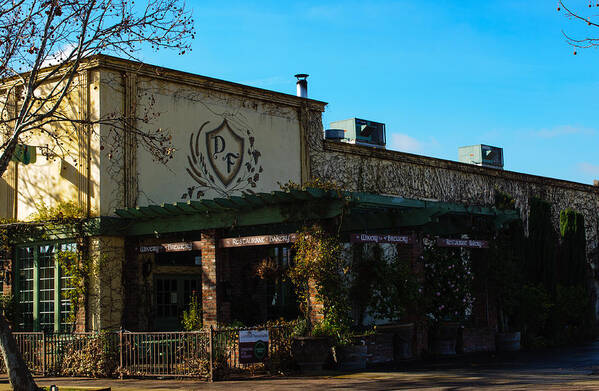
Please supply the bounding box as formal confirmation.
[559,1,599,49]
[0,0,195,178]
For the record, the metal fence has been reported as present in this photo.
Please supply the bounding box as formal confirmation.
[211,325,295,379]
[0,323,295,381]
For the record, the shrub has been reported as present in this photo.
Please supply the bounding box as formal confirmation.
[182,292,202,331]
[60,333,118,377]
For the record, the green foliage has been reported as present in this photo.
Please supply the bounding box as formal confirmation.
[551,284,592,344]
[554,284,590,327]
[527,197,558,292]
[288,225,351,341]
[0,200,87,254]
[348,244,380,324]
[182,293,203,331]
[421,243,474,323]
[0,218,15,254]
[494,189,516,210]
[367,245,420,322]
[278,179,349,226]
[29,201,86,221]
[489,220,526,332]
[559,208,587,286]
[0,294,17,324]
[516,284,553,347]
[520,201,594,346]
[278,178,343,193]
[56,249,90,327]
[291,318,309,337]
[226,320,246,328]
[311,318,338,338]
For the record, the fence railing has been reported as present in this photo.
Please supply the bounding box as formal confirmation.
[0,323,295,381]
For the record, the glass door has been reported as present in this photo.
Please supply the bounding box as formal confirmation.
[154,275,201,330]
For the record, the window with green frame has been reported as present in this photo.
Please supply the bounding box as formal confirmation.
[16,242,76,332]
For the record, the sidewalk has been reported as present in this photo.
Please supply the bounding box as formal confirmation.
[0,369,598,391]
[1,342,599,390]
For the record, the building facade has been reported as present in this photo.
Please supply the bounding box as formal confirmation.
[1,56,598,355]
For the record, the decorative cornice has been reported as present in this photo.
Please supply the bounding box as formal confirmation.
[324,140,599,194]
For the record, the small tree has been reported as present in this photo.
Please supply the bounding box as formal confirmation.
[288,225,351,342]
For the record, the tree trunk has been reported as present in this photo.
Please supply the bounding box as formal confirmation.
[0,312,39,391]
[0,134,20,180]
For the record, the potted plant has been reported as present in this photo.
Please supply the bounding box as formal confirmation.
[367,244,420,360]
[290,319,333,371]
[421,242,474,356]
[288,225,351,372]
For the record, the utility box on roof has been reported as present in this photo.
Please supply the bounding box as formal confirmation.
[329,118,386,148]
[458,144,504,169]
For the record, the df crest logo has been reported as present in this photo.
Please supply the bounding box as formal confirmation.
[184,119,262,199]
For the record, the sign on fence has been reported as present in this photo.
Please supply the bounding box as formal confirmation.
[239,330,269,364]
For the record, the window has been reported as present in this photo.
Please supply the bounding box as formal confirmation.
[16,242,77,332]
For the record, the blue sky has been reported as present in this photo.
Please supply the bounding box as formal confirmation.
[143,1,599,185]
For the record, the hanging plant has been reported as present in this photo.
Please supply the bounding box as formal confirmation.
[254,256,281,280]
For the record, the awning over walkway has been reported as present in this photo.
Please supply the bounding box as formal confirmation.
[114,188,520,237]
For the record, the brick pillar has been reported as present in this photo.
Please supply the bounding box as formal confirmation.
[308,279,324,325]
[3,257,12,296]
[75,299,86,332]
[201,230,219,327]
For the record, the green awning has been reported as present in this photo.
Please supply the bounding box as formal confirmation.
[114,188,520,237]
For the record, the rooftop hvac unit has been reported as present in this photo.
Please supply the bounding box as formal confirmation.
[328,118,386,148]
[458,144,504,169]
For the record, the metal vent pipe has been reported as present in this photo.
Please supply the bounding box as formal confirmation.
[294,74,309,98]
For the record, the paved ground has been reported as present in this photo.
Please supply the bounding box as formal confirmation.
[3,342,599,390]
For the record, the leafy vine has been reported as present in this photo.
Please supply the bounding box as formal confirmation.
[287,224,351,341]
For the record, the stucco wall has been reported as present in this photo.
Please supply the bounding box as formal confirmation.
[0,70,101,220]
[134,76,304,204]
[94,58,325,215]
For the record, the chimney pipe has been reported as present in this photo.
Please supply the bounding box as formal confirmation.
[294,74,309,98]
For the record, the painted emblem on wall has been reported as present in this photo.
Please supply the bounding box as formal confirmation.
[206,120,244,186]
[184,119,262,198]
